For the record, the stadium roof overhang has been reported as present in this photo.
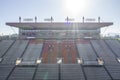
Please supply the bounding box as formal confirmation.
[6,22,113,30]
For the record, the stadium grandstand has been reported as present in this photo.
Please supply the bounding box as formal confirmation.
[0,17,120,80]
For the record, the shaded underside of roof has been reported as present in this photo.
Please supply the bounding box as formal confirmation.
[6,22,113,30]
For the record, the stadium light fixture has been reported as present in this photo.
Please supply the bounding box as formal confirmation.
[65,16,74,22]
[15,58,22,65]
[85,18,96,22]
[36,58,42,64]
[23,18,33,22]
[97,58,104,65]
[44,16,54,23]
[77,58,83,64]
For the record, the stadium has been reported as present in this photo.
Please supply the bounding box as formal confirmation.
[0,17,120,80]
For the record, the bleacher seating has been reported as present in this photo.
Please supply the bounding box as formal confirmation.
[0,39,120,80]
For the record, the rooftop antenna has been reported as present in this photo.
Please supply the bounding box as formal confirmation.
[50,16,54,23]
[19,16,21,23]
[82,16,84,23]
[98,17,100,23]
[35,16,37,23]
[66,16,69,23]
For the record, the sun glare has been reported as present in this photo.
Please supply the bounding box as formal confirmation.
[64,0,88,17]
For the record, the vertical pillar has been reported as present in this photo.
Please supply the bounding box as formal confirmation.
[35,16,37,23]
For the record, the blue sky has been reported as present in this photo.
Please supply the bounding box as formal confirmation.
[0,0,120,35]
